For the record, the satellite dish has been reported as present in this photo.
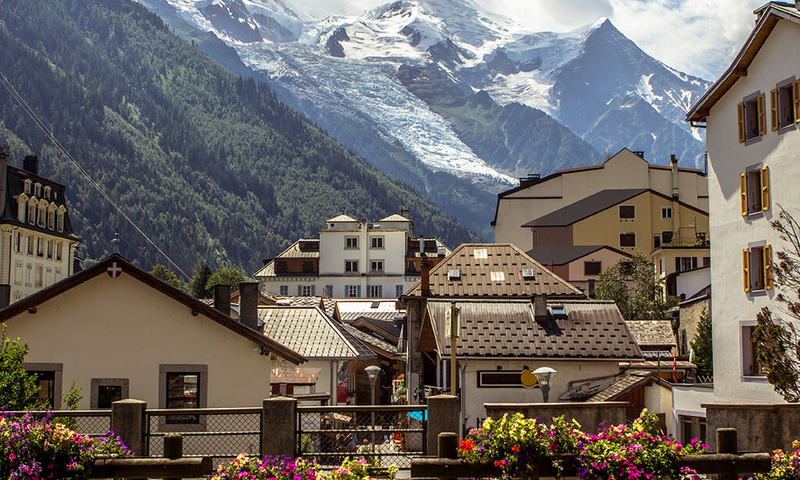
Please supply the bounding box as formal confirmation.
[520,369,538,388]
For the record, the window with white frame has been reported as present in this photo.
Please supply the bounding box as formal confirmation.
[279,285,288,296]
[25,263,32,286]
[370,236,384,249]
[34,183,41,198]
[368,285,382,297]
[743,244,772,293]
[27,199,36,224]
[27,235,33,255]
[347,285,360,298]
[14,232,20,253]
[34,265,43,287]
[325,285,333,298]
[345,236,359,249]
[370,260,384,272]
[345,260,358,273]
[662,207,673,219]
[14,260,22,285]
[300,285,315,296]
[23,179,31,195]
[54,267,61,281]
[55,242,62,261]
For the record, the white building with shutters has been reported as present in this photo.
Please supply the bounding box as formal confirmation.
[686,1,800,403]
[254,213,450,299]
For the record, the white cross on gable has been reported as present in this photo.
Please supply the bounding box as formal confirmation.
[107,262,122,278]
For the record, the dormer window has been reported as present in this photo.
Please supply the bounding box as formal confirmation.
[27,198,37,224]
[37,200,47,228]
[47,203,56,230]
[34,183,41,198]
[43,186,51,200]
[56,206,65,232]
[23,180,31,195]
[17,193,28,222]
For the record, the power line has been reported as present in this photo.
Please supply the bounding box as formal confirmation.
[0,69,191,280]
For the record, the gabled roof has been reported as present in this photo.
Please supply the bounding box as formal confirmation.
[258,306,376,360]
[624,320,677,350]
[334,299,404,324]
[253,239,320,277]
[527,245,631,266]
[327,214,358,223]
[678,284,711,307]
[0,254,305,364]
[402,244,584,299]
[341,323,401,356]
[587,370,667,402]
[687,2,800,123]
[380,214,411,222]
[425,299,641,359]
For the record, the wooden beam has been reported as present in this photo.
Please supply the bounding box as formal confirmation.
[89,457,213,478]
[734,68,748,77]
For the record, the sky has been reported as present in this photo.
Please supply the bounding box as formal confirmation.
[290,0,766,80]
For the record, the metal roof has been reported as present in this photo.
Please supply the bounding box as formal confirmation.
[403,244,584,298]
[327,214,358,222]
[426,299,641,359]
[259,306,375,360]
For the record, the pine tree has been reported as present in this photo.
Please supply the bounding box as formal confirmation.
[151,264,187,292]
[190,263,213,299]
[690,309,712,376]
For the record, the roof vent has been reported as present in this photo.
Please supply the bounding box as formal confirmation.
[473,248,488,259]
[448,269,461,280]
[371,301,380,308]
[521,268,535,279]
[490,271,505,281]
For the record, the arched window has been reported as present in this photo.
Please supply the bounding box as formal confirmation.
[43,186,51,200]
[23,180,31,195]
[17,193,28,222]
[47,203,56,230]
[27,198,37,224]
[33,183,41,198]
[37,199,47,228]
[56,206,66,232]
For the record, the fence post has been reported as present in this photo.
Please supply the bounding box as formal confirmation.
[262,397,297,458]
[164,434,183,480]
[426,395,460,456]
[111,399,148,456]
[717,428,738,480]
[437,432,458,480]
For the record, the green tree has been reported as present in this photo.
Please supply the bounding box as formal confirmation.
[595,252,677,320]
[755,206,800,401]
[690,308,713,376]
[151,264,187,292]
[190,263,213,298]
[206,268,248,291]
[0,327,41,410]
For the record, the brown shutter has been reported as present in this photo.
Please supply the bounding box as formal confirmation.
[743,248,751,292]
[771,89,779,131]
[794,80,800,123]
[740,172,748,216]
[764,244,773,290]
[758,94,767,135]
[761,166,770,211]
[737,102,746,143]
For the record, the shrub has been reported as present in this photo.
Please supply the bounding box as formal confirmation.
[208,454,319,480]
[753,440,800,480]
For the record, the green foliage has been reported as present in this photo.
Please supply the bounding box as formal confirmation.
[0,0,477,277]
[595,253,677,320]
[0,326,40,411]
[754,440,800,480]
[190,263,214,298]
[57,380,84,429]
[150,264,188,292]
[206,267,247,290]
[690,308,713,377]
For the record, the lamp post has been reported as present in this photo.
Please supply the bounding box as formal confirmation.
[533,367,557,403]
[365,365,381,445]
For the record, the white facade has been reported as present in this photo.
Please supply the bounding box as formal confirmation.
[2,227,77,302]
[688,5,800,403]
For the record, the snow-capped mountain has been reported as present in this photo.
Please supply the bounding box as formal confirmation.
[135,0,710,237]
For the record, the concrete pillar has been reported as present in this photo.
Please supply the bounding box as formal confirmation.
[261,397,297,457]
[111,399,148,456]
[213,284,231,316]
[426,394,460,455]
[239,282,260,331]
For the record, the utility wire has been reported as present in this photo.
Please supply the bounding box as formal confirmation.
[0,69,191,280]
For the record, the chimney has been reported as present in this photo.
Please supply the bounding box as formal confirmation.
[533,294,547,320]
[420,255,431,296]
[0,284,10,310]
[239,281,260,331]
[670,154,679,199]
[213,283,231,316]
[23,155,38,175]
[400,205,410,220]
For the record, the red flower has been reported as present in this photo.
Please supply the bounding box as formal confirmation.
[458,439,475,453]
[511,445,520,452]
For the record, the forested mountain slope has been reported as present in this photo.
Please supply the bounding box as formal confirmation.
[0,0,477,275]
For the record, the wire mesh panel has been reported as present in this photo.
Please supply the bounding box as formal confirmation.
[5,410,112,439]
[146,407,261,464]
[296,406,426,469]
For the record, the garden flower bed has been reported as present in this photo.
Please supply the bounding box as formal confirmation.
[208,454,398,480]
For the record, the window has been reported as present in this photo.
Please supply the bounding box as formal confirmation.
[56,210,64,232]
[662,207,673,219]
[345,260,358,273]
[159,365,207,426]
[620,233,636,248]
[23,179,31,195]
[770,79,800,131]
[27,200,36,224]
[275,261,289,273]
[619,205,635,219]
[24,363,62,409]
[703,257,711,267]
[743,325,766,376]
[676,257,697,272]
[279,285,288,296]
[584,261,602,275]
[25,263,32,286]
[345,236,359,249]
[347,285,360,298]
[740,166,769,215]
[299,285,315,296]
[55,242,62,261]
[14,260,22,285]
[46,240,52,259]
[743,244,772,293]
[36,237,43,257]
[396,285,404,297]
[370,260,384,272]
[47,206,55,230]
[34,265,42,287]
[661,231,674,244]
[14,232,20,253]
[368,285,382,297]
[45,267,52,287]
[91,378,129,409]
[654,235,661,249]
[54,267,61,281]
[34,183,41,198]
[37,204,45,227]
[44,186,50,200]
[370,236,384,249]
[302,261,315,273]
[16,194,26,222]
[737,93,766,142]
[325,285,334,298]
[477,371,526,388]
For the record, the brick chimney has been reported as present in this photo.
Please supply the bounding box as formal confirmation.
[23,155,38,175]
[420,255,431,296]
[213,284,231,316]
[239,282,260,331]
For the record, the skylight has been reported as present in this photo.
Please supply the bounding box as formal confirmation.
[448,269,461,279]
[473,248,488,259]
[521,268,535,279]
[490,271,505,281]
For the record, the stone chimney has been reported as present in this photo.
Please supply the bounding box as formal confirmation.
[533,294,547,320]
[23,155,38,175]
[420,256,431,296]
[670,154,679,199]
[239,281,260,331]
[213,284,231,317]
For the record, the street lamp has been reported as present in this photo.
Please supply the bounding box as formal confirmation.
[533,367,557,403]
[365,365,382,445]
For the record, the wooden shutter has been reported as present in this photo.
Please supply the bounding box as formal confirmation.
[740,172,748,216]
[743,248,751,292]
[758,94,767,135]
[764,244,773,290]
[771,89,779,131]
[794,80,800,123]
[737,102,746,143]
[761,166,770,211]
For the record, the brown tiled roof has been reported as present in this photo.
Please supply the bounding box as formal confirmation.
[624,320,677,349]
[254,239,319,277]
[403,244,584,298]
[587,370,661,402]
[259,306,375,360]
[426,299,641,359]
[341,323,401,356]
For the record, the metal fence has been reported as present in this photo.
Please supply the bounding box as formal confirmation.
[145,407,261,465]
[296,405,426,469]
[5,410,112,439]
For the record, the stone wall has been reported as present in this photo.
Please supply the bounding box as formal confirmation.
[483,402,627,431]
[704,403,800,452]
